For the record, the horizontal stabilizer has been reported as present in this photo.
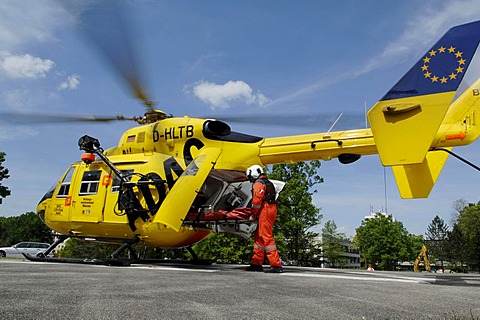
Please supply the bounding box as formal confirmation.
[391,148,450,198]
[369,20,480,166]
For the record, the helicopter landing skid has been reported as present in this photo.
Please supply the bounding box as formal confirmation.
[22,252,211,266]
[21,235,211,266]
[22,252,133,266]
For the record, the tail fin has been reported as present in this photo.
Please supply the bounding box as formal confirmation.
[368,20,480,166]
[391,148,450,198]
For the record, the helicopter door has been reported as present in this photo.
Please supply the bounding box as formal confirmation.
[153,147,221,231]
[69,166,108,223]
[48,165,78,223]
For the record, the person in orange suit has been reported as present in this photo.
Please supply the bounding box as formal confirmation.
[245,165,283,273]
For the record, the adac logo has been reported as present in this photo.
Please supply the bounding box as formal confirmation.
[421,46,466,84]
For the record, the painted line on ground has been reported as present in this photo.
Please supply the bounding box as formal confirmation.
[282,272,441,284]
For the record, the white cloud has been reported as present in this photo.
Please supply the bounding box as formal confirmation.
[58,74,81,91]
[357,0,480,77]
[0,52,55,79]
[192,80,271,110]
[0,1,72,51]
[271,0,480,107]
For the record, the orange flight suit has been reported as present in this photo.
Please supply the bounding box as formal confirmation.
[249,175,282,268]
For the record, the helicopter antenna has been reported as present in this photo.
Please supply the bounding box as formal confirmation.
[383,166,388,214]
[364,100,368,129]
[326,113,343,136]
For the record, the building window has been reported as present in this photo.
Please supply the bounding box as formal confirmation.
[79,171,101,195]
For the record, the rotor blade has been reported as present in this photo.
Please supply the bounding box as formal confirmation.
[203,113,367,130]
[0,112,136,125]
[73,1,154,111]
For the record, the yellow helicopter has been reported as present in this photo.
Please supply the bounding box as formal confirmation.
[9,17,480,264]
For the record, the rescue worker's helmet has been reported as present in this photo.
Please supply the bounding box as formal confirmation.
[246,165,264,181]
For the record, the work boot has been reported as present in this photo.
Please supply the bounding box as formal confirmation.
[264,266,284,273]
[245,264,264,272]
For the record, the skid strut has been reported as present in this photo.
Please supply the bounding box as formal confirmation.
[23,235,212,266]
[109,236,140,261]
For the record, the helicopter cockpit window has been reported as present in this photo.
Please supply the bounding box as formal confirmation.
[57,167,75,197]
[111,170,134,192]
[79,170,102,195]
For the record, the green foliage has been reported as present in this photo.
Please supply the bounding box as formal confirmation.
[60,238,121,259]
[0,152,11,204]
[193,233,252,264]
[425,215,449,268]
[0,212,54,246]
[58,239,192,260]
[355,213,421,270]
[321,220,347,267]
[268,161,323,266]
[455,201,480,271]
[447,224,469,272]
[139,247,189,260]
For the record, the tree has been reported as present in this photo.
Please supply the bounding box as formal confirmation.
[455,202,480,271]
[321,220,347,268]
[59,239,193,260]
[0,152,11,205]
[268,161,323,266]
[60,238,120,259]
[355,213,421,270]
[194,233,252,264]
[451,198,468,225]
[447,224,469,272]
[425,215,449,270]
[0,212,54,245]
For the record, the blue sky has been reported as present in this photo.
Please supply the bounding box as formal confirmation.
[1,0,480,237]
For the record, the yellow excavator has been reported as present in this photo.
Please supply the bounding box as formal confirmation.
[414,245,431,272]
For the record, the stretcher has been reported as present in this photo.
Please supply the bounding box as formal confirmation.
[183,207,257,239]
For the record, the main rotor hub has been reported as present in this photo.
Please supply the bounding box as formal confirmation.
[135,109,170,124]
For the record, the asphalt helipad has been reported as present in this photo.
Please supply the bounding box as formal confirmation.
[0,259,479,319]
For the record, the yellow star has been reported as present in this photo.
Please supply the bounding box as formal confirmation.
[448,46,456,53]
[431,75,439,82]
[458,58,466,65]
[449,73,457,80]
[421,65,429,71]
[438,46,446,53]
[440,77,448,83]
[456,66,464,73]
[424,71,431,78]
[455,51,463,58]
[423,57,431,63]
[429,49,437,56]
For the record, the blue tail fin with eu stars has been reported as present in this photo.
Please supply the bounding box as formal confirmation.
[368,20,480,167]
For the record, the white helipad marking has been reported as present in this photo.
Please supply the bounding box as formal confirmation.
[130,265,218,273]
[0,260,218,272]
[283,272,441,284]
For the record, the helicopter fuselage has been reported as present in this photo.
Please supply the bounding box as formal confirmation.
[37,117,268,248]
